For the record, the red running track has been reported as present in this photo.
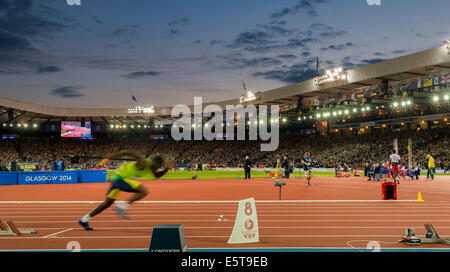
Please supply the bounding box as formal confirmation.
[0,176,450,251]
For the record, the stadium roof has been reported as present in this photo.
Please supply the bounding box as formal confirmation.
[0,44,449,125]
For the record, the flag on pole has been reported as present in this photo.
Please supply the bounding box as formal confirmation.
[316,57,320,75]
[424,79,433,87]
[433,76,441,86]
[417,80,424,88]
[355,91,365,98]
[242,82,247,91]
[442,74,450,84]
[131,95,137,102]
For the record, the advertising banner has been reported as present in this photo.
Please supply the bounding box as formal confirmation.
[17,162,39,172]
[18,171,79,185]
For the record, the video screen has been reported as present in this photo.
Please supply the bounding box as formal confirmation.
[61,121,91,138]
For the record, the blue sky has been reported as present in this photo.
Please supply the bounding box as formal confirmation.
[0,0,449,107]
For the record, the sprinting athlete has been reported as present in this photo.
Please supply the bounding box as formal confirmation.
[389,149,401,184]
[78,150,173,230]
[301,152,313,186]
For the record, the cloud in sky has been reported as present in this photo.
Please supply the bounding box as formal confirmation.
[50,86,84,98]
[218,19,349,76]
[341,55,387,70]
[210,40,226,46]
[277,54,297,60]
[227,22,347,54]
[360,58,386,65]
[168,17,190,27]
[110,25,139,37]
[0,30,36,53]
[36,65,63,74]
[270,0,327,19]
[0,1,66,39]
[320,42,355,51]
[0,0,447,107]
[91,16,103,24]
[391,49,406,54]
[124,71,161,79]
[0,0,67,72]
[252,54,388,84]
[252,62,318,84]
[167,17,190,37]
[219,55,283,69]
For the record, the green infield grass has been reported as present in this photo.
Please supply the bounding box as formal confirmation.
[106,170,339,180]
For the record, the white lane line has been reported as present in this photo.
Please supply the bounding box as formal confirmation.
[0,203,446,208]
[12,219,450,224]
[2,208,450,213]
[0,234,406,240]
[1,214,449,218]
[41,228,74,238]
[27,226,450,230]
[0,200,418,204]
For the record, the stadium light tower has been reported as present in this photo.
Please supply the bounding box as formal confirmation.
[239,90,259,103]
[315,67,347,85]
[128,105,155,114]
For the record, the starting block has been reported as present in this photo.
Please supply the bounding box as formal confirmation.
[400,224,449,246]
[149,224,187,252]
[0,219,37,236]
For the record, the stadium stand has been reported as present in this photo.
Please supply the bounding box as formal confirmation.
[0,127,447,171]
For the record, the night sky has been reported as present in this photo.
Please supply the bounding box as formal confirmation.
[0,0,448,108]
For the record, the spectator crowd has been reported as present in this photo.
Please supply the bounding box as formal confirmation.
[0,128,448,172]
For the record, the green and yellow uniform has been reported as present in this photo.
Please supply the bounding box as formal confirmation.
[428,156,435,169]
[106,159,152,199]
[428,156,435,180]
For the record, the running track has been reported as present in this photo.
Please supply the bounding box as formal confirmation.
[1,176,450,252]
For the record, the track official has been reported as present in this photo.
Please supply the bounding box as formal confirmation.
[244,155,253,179]
[281,156,290,178]
[301,152,313,186]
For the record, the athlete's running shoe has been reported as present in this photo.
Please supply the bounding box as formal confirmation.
[113,206,131,220]
[78,220,93,231]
